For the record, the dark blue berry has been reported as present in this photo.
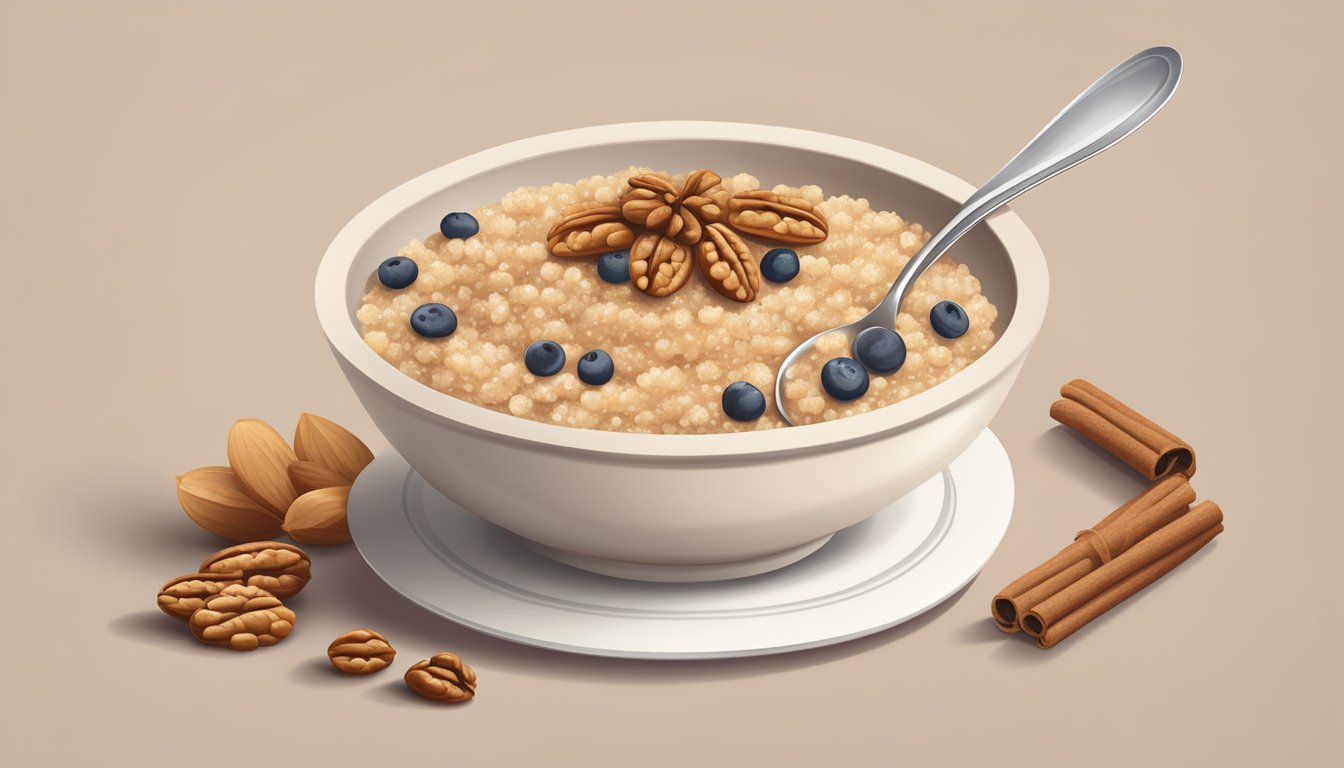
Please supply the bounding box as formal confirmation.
[377,256,418,289]
[760,248,800,283]
[577,349,614,385]
[524,340,565,377]
[409,303,457,338]
[852,327,907,374]
[930,300,969,339]
[597,249,631,283]
[439,212,479,239]
[722,381,767,422]
[821,357,869,401]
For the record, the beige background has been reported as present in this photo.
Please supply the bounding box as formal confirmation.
[3,0,1341,765]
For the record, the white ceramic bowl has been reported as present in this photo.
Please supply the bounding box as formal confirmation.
[317,122,1048,582]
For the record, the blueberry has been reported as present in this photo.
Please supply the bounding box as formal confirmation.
[760,248,800,283]
[722,381,767,422]
[409,303,457,338]
[377,256,418,289]
[577,349,614,385]
[439,212,479,239]
[524,340,566,377]
[930,300,970,339]
[597,249,631,283]
[821,357,869,401]
[852,327,907,374]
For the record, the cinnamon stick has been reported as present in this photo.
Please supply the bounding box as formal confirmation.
[990,474,1194,632]
[1021,501,1223,647]
[1050,379,1196,480]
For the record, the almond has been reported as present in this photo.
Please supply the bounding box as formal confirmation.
[177,466,285,542]
[227,419,299,516]
[288,460,350,495]
[293,413,375,483]
[283,486,353,545]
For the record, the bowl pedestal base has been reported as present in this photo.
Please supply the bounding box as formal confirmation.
[515,533,837,583]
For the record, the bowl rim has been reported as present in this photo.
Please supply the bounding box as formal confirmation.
[316,121,1048,459]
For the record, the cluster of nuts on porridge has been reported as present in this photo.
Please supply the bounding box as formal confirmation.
[356,167,997,434]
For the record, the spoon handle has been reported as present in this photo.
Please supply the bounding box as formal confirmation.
[877,46,1182,324]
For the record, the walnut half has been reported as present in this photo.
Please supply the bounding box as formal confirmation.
[199,541,311,599]
[696,223,761,303]
[188,584,295,651]
[405,652,477,703]
[546,204,636,257]
[726,190,829,244]
[629,232,693,298]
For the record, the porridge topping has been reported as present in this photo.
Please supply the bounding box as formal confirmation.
[697,223,761,302]
[577,349,615,386]
[723,189,829,244]
[378,256,419,289]
[853,326,907,374]
[550,169,828,301]
[722,381,768,422]
[821,357,870,402]
[410,302,457,338]
[597,249,631,283]
[524,339,566,377]
[619,169,726,246]
[930,300,970,338]
[761,247,800,283]
[546,205,636,258]
[630,231,695,297]
[439,211,480,239]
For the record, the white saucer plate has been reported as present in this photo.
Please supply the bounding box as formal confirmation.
[348,429,1013,660]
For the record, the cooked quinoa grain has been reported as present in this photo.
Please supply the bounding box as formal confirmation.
[357,168,997,434]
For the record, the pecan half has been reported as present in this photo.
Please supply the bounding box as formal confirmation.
[546,204,636,257]
[629,232,693,298]
[620,170,723,246]
[696,223,760,302]
[405,652,477,703]
[685,188,730,228]
[156,570,244,621]
[725,190,829,244]
[327,628,397,675]
[199,541,311,599]
[188,584,295,651]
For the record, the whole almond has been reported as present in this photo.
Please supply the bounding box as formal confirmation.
[294,413,374,483]
[227,419,299,516]
[177,466,285,541]
[288,460,350,495]
[283,486,352,545]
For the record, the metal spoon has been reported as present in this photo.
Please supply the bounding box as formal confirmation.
[774,46,1183,424]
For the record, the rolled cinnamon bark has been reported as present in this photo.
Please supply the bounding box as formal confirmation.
[1021,501,1223,647]
[1050,379,1196,480]
[990,475,1194,632]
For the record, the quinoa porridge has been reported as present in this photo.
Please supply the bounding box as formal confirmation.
[356,167,997,434]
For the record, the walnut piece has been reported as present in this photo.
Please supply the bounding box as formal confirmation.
[629,232,693,298]
[405,652,477,703]
[620,170,722,246]
[156,570,243,621]
[327,628,397,675]
[546,204,636,257]
[696,223,761,302]
[726,189,829,244]
[199,541,311,599]
[188,584,295,651]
